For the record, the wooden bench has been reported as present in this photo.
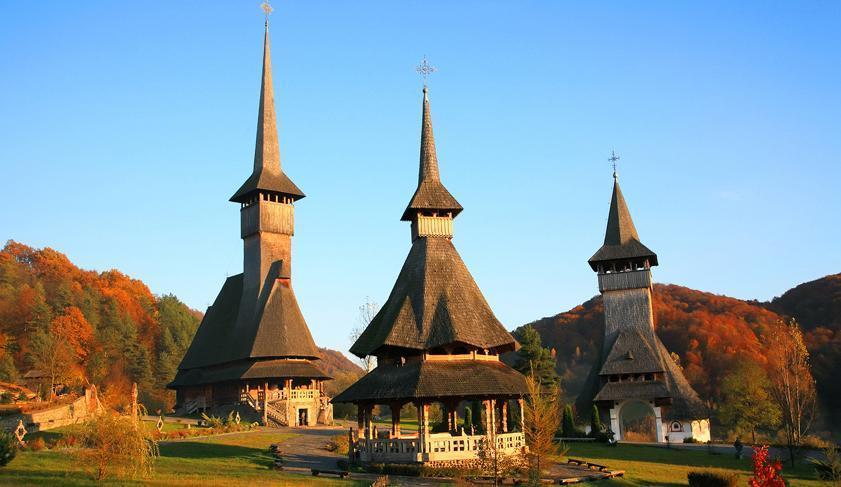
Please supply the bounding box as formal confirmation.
[586,462,609,472]
[311,469,350,479]
[567,458,586,466]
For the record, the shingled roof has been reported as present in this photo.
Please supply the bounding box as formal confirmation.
[231,23,304,203]
[175,270,323,375]
[599,329,666,376]
[401,87,462,221]
[349,237,518,357]
[588,178,657,270]
[333,359,528,403]
[169,358,330,388]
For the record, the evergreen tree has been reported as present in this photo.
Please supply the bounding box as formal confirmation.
[463,406,473,433]
[590,404,602,435]
[561,404,578,437]
[471,400,482,433]
[513,325,559,388]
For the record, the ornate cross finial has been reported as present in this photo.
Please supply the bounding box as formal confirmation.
[416,55,437,87]
[261,1,273,23]
[608,150,621,179]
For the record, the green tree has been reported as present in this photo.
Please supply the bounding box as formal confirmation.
[471,400,483,433]
[590,404,603,436]
[463,406,473,434]
[718,360,781,444]
[561,404,579,437]
[513,325,559,388]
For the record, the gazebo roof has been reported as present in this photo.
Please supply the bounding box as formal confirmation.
[349,237,518,357]
[332,359,528,404]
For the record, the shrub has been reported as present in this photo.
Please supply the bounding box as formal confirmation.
[0,431,17,467]
[560,404,585,438]
[78,412,159,480]
[324,434,349,455]
[200,412,224,429]
[684,437,701,443]
[809,445,841,482]
[687,471,738,487]
[749,445,785,487]
[28,437,46,451]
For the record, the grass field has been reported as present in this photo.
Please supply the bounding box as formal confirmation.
[1,429,364,486]
[562,442,822,486]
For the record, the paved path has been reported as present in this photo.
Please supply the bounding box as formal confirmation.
[278,425,450,486]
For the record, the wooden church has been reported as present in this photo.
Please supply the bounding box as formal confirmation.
[168,17,331,427]
[334,85,529,466]
[579,169,710,443]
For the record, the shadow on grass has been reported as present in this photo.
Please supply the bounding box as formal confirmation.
[159,441,268,462]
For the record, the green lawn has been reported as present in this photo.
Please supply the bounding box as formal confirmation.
[562,442,822,487]
[1,429,364,486]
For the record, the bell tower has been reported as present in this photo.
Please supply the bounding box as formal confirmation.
[229,19,305,307]
[588,173,659,341]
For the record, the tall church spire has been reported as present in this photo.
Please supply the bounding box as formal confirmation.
[230,15,304,203]
[401,86,463,222]
[589,171,658,271]
[418,87,440,183]
[604,178,640,246]
[253,21,279,176]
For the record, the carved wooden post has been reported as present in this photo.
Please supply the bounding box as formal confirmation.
[390,402,401,438]
[518,398,525,432]
[348,426,355,463]
[263,381,269,425]
[500,400,508,433]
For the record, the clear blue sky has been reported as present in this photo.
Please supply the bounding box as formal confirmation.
[1,1,839,354]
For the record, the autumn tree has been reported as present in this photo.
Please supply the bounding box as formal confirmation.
[513,325,559,388]
[349,297,379,373]
[718,360,781,443]
[523,373,562,481]
[27,327,76,399]
[768,319,817,467]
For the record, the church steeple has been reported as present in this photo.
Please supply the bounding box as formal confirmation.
[230,19,304,203]
[589,173,658,272]
[401,87,464,241]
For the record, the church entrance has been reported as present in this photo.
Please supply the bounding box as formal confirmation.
[619,400,656,442]
[298,408,308,426]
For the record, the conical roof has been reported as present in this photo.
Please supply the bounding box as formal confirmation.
[589,177,658,270]
[231,22,304,202]
[401,87,462,221]
[349,238,518,357]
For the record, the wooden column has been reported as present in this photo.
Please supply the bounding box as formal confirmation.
[390,402,402,438]
[418,401,429,453]
[500,400,509,433]
[357,406,365,435]
[262,381,269,425]
[518,398,525,432]
[285,379,292,426]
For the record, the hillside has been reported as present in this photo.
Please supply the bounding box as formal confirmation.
[767,273,841,428]
[0,241,366,412]
[518,278,840,429]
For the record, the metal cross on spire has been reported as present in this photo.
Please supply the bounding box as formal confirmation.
[416,56,437,87]
[261,1,273,23]
[609,150,621,179]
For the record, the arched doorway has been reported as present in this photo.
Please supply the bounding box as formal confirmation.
[619,400,657,442]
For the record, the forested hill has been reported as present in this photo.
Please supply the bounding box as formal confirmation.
[0,241,203,411]
[0,241,364,412]
[517,276,841,429]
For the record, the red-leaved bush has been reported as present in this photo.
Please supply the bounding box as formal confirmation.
[749,445,785,487]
